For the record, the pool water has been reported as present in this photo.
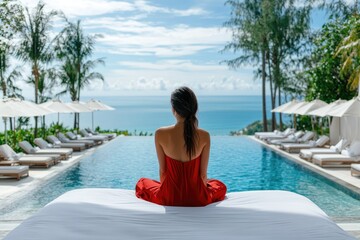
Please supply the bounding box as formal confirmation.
[2,136,360,220]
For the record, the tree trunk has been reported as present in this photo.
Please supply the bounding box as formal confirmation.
[33,63,39,138]
[268,54,276,131]
[278,88,283,130]
[261,48,268,132]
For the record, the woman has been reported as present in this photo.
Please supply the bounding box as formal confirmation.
[135,87,227,206]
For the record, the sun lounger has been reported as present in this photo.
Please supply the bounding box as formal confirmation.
[268,131,305,145]
[66,131,104,145]
[280,135,330,153]
[45,136,86,152]
[351,164,360,176]
[0,144,57,168]
[255,127,293,139]
[0,166,29,180]
[57,133,95,148]
[80,129,108,141]
[299,139,349,161]
[19,141,72,160]
[85,128,116,140]
[312,154,360,167]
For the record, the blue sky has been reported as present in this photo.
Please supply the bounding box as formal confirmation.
[16,0,330,97]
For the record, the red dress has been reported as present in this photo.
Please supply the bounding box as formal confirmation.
[135,155,227,206]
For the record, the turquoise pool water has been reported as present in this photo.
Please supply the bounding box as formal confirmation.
[2,136,360,220]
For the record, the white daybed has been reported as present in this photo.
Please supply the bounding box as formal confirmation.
[4,189,355,240]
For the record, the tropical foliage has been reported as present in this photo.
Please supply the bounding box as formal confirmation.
[223,0,311,131]
[16,2,58,137]
[56,19,104,129]
[305,17,358,102]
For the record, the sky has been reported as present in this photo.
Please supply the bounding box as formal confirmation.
[14,0,330,98]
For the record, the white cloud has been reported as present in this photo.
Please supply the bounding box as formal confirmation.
[91,60,259,94]
[85,17,230,57]
[133,0,208,16]
[19,0,135,17]
[118,60,225,71]
[18,0,207,17]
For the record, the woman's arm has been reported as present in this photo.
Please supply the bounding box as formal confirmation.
[200,132,210,185]
[155,129,166,183]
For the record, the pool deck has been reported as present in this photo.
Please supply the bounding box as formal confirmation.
[0,136,360,239]
[0,140,110,239]
[251,136,360,239]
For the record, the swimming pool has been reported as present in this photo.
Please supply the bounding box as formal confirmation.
[1,136,360,221]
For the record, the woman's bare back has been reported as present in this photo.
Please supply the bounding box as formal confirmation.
[156,124,210,162]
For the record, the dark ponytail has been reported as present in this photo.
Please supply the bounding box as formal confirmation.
[171,87,199,160]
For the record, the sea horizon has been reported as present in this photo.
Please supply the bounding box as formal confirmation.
[35,95,277,136]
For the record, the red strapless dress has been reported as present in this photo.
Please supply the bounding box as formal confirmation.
[135,155,227,206]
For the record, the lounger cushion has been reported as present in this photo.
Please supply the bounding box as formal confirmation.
[349,141,360,157]
[316,136,329,147]
[341,149,351,157]
[19,141,36,154]
[0,144,20,161]
[313,154,360,161]
[300,148,338,159]
[4,189,355,240]
[352,164,360,172]
[0,166,28,173]
[334,139,348,151]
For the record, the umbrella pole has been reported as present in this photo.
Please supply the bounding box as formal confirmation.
[92,112,94,131]
[3,117,7,144]
[57,112,60,125]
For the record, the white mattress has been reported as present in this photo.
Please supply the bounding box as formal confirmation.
[312,154,360,161]
[4,189,355,240]
[300,148,338,159]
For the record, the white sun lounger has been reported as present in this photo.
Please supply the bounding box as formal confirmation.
[85,128,116,140]
[259,130,295,141]
[300,148,338,161]
[44,136,86,152]
[299,139,349,161]
[4,189,355,240]
[0,144,57,168]
[280,135,329,153]
[312,154,360,167]
[0,166,29,180]
[66,131,105,145]
[351,164,360,176]
[19,141,72,160]
[255,128,293,139]
[57,133,95,148]
[269,131,305,145]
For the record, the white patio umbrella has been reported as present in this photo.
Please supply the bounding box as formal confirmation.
[307,99,347,117]
[291,99,327,132]
[86,99,115,130]
[292,99,328,115]
[326,98,360,117]
[0,98,53,143]
[66,101,93,129]
[271,100,299,113]
[40,99,77,124]
[277,101,307,129]
[281,101,308,114]
[66,101,93,113]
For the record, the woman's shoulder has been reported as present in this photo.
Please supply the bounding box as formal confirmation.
[197,128,210,140]
[155,125,175,135]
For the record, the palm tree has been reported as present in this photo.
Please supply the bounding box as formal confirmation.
[223,0,270,131]
[16,1,58,137]
[0,49,22,98]
[56,19,104,129]
[336,16,360,93]
[26,68,57,135]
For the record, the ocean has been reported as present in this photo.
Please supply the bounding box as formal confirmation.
[38,95,274,136]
